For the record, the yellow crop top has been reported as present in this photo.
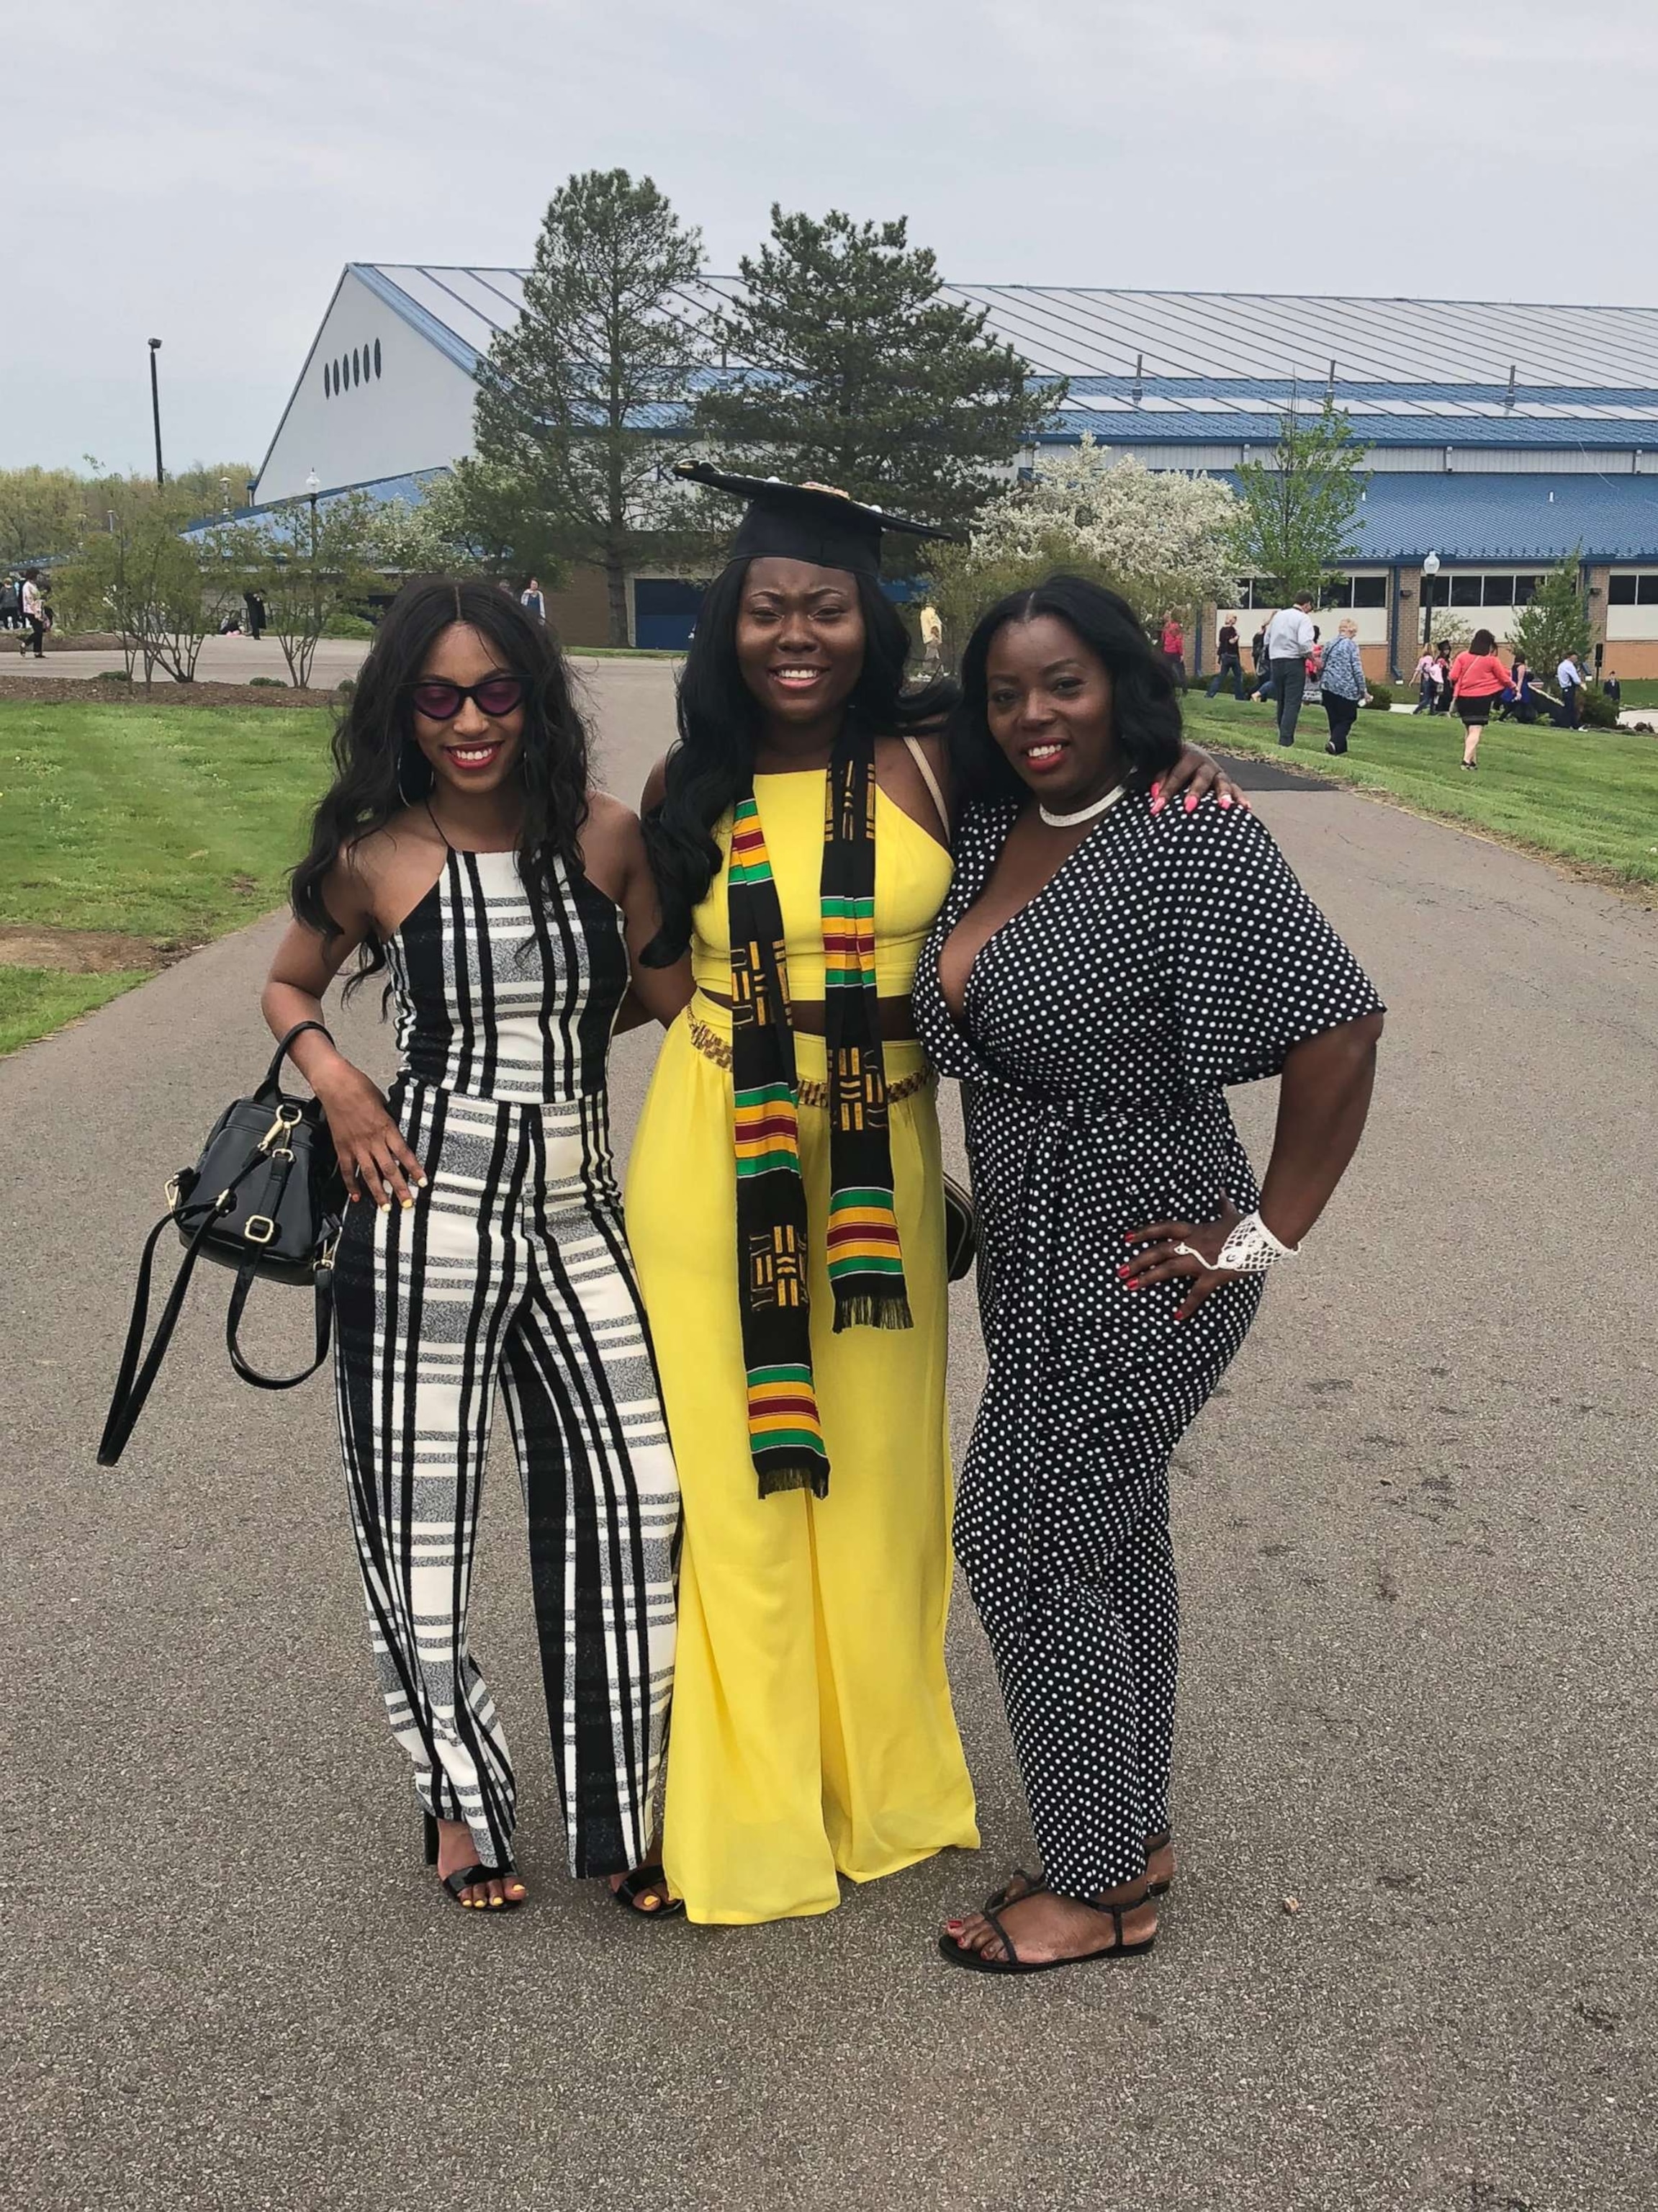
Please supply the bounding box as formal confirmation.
[690,770,954,1000]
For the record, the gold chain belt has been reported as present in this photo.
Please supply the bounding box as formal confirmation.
[688,1009,934,1109]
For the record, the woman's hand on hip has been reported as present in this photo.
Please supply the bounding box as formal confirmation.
[312,1060,425,1209]
[1152,745,1247,817]
[1119,1195,1243,1322]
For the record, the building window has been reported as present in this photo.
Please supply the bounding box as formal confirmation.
[1317,575,1389,610]
[333,361,341,395]
[374,338,382,379]
[1431,572,1543,607]
[1240,575,1386,610]
[1607,572,1658,605]
[322,365,330,400]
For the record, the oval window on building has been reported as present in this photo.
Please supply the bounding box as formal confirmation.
[322,364,330,399]
[374,338,382,379]
[333,361,341,395]
[355,349,363,387]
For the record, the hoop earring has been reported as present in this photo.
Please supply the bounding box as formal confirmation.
[396,743,426,809]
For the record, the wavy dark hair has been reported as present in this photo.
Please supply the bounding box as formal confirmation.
[640,561,956,966]
[291,575,590,990]
[948,574,1184,807]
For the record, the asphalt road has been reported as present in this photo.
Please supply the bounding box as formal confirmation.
[4,662,1654,2212]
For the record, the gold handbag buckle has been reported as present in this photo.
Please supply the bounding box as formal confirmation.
[257,1102,303,1159]
[243,1215,278,1246]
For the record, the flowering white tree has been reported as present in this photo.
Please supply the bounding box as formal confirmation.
[927,436,1240,652]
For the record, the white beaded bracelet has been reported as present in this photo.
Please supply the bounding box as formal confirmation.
[1174,1210,1300,1274]
[1215,1210,1299,1272]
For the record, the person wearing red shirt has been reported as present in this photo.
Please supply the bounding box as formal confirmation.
[1449,628,1513,770]
[1158,612,1186,692]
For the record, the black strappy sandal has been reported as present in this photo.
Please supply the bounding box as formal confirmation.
[1145,1830,1174,1898]
[983,1868,1048,1912]
[611,1863,685,1920]
[938,1885,1157,1977]
[423,1812,526,1911]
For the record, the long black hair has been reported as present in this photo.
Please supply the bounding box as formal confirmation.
[948,575,1184,807]
[641,561,955,966]
[291,575,590,989]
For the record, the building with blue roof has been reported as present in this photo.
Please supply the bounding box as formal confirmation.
[254,266,1658,670]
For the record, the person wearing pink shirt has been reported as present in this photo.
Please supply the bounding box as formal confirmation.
[1448,628,1514,770]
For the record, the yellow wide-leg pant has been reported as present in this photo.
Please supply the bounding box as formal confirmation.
[626,997,978,1923]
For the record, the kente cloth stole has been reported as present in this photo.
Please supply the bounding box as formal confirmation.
[728,731,911,1500]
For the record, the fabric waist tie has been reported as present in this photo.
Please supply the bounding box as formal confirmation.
[981,1085,1204,1641]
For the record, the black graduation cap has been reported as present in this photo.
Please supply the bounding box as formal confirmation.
[675,460,961,577]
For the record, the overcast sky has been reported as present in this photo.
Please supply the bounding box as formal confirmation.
[11,0,1657,475]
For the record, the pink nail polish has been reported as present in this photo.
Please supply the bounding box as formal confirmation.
[1184,793,1197,812]
[1220,795,1233,808]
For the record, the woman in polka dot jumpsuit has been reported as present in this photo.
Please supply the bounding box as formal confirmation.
[915,577,1385,1975]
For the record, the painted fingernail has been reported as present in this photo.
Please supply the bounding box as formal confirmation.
[1150,781,1161,799]
[400,1198,414,1211]
[378,1200,392,1213]
[418,1177,430,1188]
[1184,792,1197,811]
[1220,794,1233,807]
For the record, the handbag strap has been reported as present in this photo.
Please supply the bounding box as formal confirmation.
[225,1258,334,1391]
[96,1147,288,1467]
[256,1019,333,1100]
[902,734,950,840]
[97,1189,228,1467]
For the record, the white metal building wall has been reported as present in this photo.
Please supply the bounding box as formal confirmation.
[256,270,479,503]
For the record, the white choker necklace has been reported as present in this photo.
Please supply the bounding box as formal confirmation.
[1038,781,1127,830]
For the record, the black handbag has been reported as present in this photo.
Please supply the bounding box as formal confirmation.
[97,1022,348,1467]
[942,1173,976,1283]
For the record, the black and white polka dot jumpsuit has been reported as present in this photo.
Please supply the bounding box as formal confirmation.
[913,791,1384,1899]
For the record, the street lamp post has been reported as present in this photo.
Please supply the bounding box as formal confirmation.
[1420,549,1441,650]
[148,339,164,487]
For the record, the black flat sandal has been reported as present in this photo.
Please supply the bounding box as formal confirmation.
[423,1812,526,1911]
[983,1867,1047,1912]
[939,1886,1157,1977]
[1145,1830,1174,1898]
[611,1863,685,1920]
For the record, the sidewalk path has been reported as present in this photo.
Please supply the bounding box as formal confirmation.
[4,665,1654,2212]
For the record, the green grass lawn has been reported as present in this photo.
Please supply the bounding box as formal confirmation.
[0,699,333,1052]
[0,700,333,938]
[0,968,156,1058]
[1184,693,1658,889]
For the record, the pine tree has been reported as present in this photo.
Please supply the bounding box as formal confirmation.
[1232,401,1367,601]
[472,170,705,644]
[1508,552,1592,679]
[691,208,1060,531]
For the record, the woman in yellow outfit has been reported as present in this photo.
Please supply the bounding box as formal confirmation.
[628,469,1226,1924]
[628,469,975,1923]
